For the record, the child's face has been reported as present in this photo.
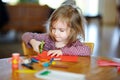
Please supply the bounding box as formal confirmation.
[51,20,70,43]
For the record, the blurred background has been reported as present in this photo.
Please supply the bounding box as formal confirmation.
[0,0,119,59]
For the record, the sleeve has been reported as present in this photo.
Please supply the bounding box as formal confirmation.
[61,40,91,56]
[21,32,48,48]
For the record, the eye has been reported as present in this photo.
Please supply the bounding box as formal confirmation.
[60,29,65,32]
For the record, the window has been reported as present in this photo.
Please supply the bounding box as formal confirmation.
[39,0,99,16]
[2,0,99,16]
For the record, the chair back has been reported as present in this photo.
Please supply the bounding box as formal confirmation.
[22,42,35,56]
[83,42,94,54]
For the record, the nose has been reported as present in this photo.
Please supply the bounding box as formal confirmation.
[54,30,59,36]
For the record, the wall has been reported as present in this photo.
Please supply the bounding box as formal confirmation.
[99,0,117,25]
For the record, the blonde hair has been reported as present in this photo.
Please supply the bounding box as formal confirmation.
[47,5,86,45]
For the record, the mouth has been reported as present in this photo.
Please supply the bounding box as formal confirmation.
[54,37,61,41]
[54,36,60,38]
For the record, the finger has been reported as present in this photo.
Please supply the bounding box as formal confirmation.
[47,50,53,56]
[50,50,60,57]
[34,49,39,53]
[34,47,39,53]
[56,54,60,57]
[51,53,57,57]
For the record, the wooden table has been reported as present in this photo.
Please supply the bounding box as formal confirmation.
[0,56,120,80]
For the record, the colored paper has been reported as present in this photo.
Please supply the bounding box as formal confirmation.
[117,66,120,72]
[97,59,120,72]
[97,59,120,66]
[16,70,37,73]
[35,69,85,80]
[37,51,78,62]
[61,56,78,62]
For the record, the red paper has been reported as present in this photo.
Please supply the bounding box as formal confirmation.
[37,51,78,62]
[117,66,120,72]
[97,59,120,72]
[97,59,120,66]
[61,56,78,62]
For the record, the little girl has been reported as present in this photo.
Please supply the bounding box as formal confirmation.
[22,4,91,57]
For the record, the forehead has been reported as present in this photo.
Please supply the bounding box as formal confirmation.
[52,19,68,28]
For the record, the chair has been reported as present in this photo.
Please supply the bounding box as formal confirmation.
[22,42,94,56]
[83,42,94,54]
[22,42,35,56]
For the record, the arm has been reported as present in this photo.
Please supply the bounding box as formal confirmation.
[30,39,41,53]
[22,32,47,48]
[47,40,91,57]
[61,40,91,56]
[22,32,50,53]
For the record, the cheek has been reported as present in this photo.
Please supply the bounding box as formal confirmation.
[51,30,55,34]
[61,32,69,38]
[61,29,70,38]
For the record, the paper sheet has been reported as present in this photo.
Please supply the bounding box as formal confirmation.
[35,69,85,80]
[38,51,78,62]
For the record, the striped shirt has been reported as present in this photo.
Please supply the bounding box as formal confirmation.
[22,32,91,56]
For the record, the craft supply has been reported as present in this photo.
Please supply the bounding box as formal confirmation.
[61,56,78,62]
[43,62,50,67]
[31,56,40,60]
[39,41,45,53]
[49,58,54,64]
[117,66,120,72]
[38,51,78,62]
[51,61,56,65]
[97,59,120,66]
[16,70,37,73]
[35,69,85,80]
[31,58,39,63]
[40,70,50,75]
[21,63,34,69]
[23,59,31,64]
[97,59,120,72]
[12,53,20,69]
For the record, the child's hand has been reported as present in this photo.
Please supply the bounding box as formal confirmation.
[47,50,63,57]
[30,39,41,53]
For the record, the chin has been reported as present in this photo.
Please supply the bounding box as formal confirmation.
[55,39,62,42]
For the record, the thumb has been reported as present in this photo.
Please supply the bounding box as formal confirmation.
[33,47,40,53]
